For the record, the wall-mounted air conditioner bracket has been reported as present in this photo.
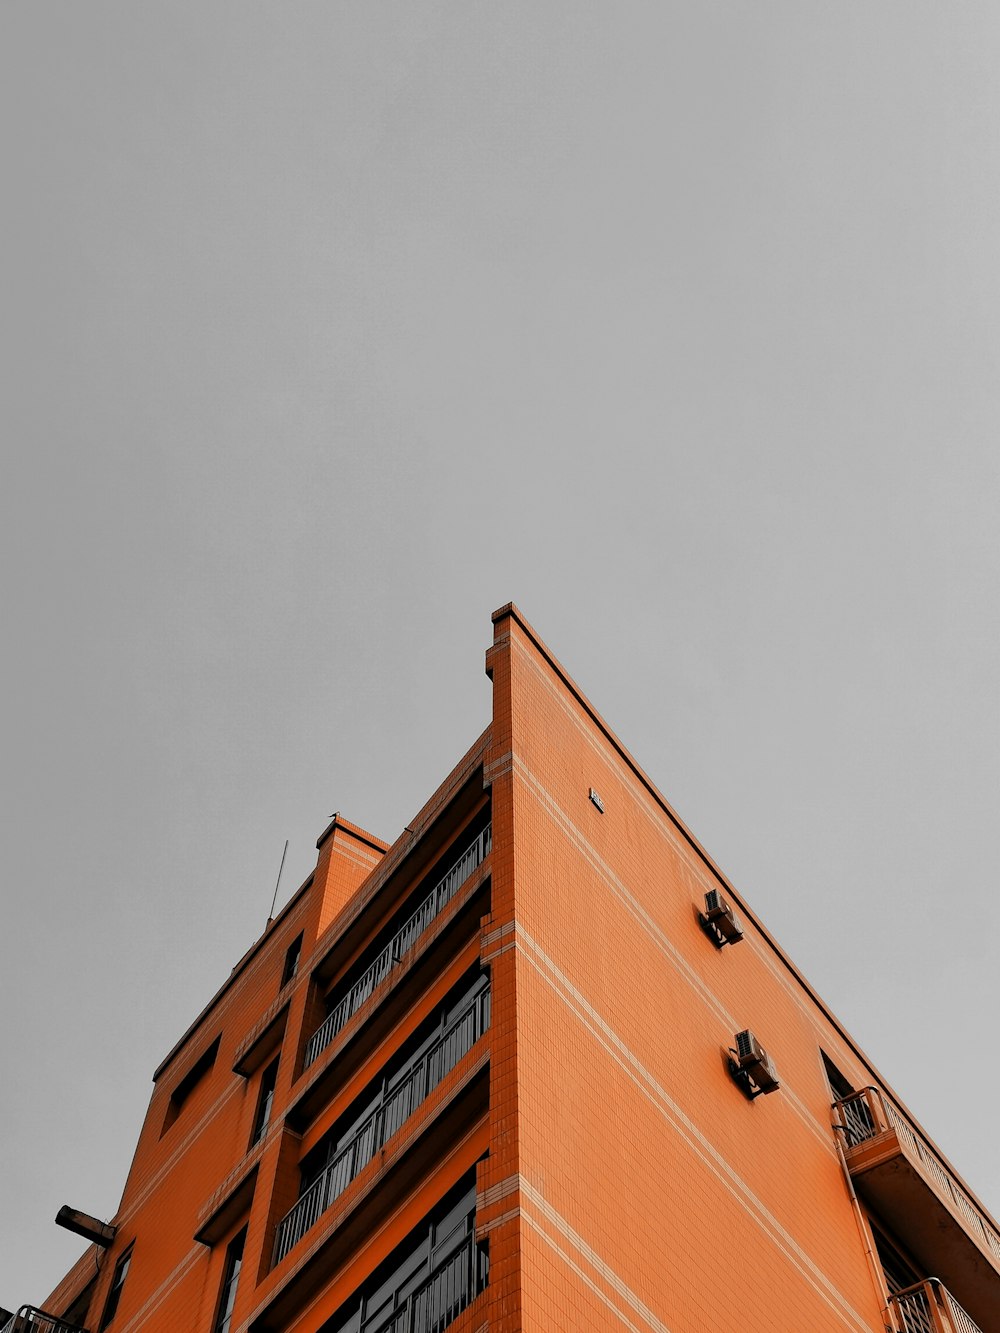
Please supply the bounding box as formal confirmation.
[728,1029,780,1099]
[728,1055,771,1100]
[699,891,744,948]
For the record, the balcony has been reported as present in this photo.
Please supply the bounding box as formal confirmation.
[0,1310,85,1333]
[364,1231,488,1333]
[304,826,491,1069]
[276,982,490,1264]
[834,1089,1000,1330]
[889,1279,983,1333]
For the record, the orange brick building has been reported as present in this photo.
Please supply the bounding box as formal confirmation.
[8,605,998,1333]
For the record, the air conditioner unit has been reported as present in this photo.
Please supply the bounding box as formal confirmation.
[699,890,744,947]
[733,1029,780,1096]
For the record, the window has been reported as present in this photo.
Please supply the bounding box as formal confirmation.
[62,1279,96,1326]
[161,1034,221,1136]
[320,1173,486,1333]
[821,1052,855,1100]
[214,1228,246,1333]
[250,1057,279,1148]
[282,934,303,986]
[99,1248,132,1330]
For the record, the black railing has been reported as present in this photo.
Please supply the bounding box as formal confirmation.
[275,985,490,1263]
[365,1233,488,1333]
[0,1310,85,1333]
[304,826,491,1068]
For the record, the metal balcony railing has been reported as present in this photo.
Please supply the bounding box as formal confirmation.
[834,1088,1000,1267]
[889,1279,983,1333]
[0,1310,85,1333]
[304,825,491,1069]
[275,985,490,1264]
[364,1232,488,1333]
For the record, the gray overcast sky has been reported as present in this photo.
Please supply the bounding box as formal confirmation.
[2,1,998,1307]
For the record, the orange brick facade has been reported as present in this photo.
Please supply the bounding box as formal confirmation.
[14,605,998,1333]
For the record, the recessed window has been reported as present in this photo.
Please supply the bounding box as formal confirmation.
[161,1035,221,1136]
[99,1248,132,1329]
[213,1228,246,1333]
[282,934,302,987]
[821,1052,855,1100]
[62,1279,96,1326]
[250,1058,279,1149]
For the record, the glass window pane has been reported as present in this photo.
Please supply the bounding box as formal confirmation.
[215,1229,246,1333]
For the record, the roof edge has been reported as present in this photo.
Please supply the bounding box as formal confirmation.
[316,813,390,853]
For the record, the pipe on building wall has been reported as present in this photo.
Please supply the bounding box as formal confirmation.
[833,1131,899,1333]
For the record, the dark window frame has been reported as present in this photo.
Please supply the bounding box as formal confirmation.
[250,1056,280,1149]
[99,1246,133,1330]
[302,968,489,1193]
[213,1226,247,1333]
[282,934,303,987]
[320,1171,485,1333]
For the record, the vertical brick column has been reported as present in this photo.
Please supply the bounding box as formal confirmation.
[481,605,523,1333]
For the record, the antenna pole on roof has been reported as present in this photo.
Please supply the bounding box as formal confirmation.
[268,839,289,924]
